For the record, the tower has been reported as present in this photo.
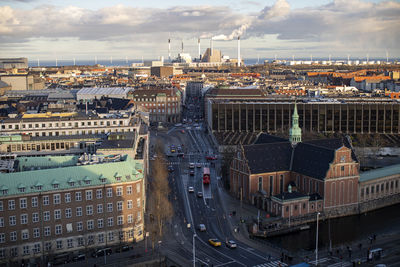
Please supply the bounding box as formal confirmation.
[289,102,302,145]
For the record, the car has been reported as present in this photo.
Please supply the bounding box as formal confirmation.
[177,152,184,157]
[188,186,194,193]
[225,240,237,248]
[189,163,195,169]
[197,192,203,198]
[116,245,130,253]
[72,253,86,262]
[198,224,206,232]
[168,165,174,172]
[208,239,222,247]
[53,253,71,265]
[205,156,217,160]
[174,123,182,127]
[92,248,112,258]
[196,163,202,168]
[189,170,195,176]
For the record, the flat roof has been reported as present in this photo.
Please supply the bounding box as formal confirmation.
[360,164,400,182]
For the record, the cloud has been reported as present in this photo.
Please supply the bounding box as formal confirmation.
[0,0,399,57]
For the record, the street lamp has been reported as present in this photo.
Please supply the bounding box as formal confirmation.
[315,212,321,266]
[193,233,197,267]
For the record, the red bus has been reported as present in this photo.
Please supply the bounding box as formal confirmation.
[203,167,210,184]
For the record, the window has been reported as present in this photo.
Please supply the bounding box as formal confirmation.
[54,209,61,220]
[56,240,63,250]
[98,233,104,243]
[117,201,123,211]
[20,198,27,209]
[258,177,263,191]
[65,193,71,203]
[107,203,113,212]
[67,239,73,248]
[33,228,40,238]
[43,211,50,221]
[45,242,52,252]
[10,247,18,257]
[127,186,132,195]
[22,230,29,240]
[31,197,38,207]
[88,235,94,245]
[86,190,92,200]
[9,215,16,226]
[43,196,49,206]
[108,217,113,227]
[136,183,141,193]
[87,220,94,230]
[77,222,83,232]
[137,211,141,221]
[117,187,123,196]
[98,219,103,228]
[371,186,375,193]
[341,166,345,172]
[127,200,133,209]
[0,201,3,211]
[376,185,379,193]
[78,237,84,247]
[53,194,61,204]
[32,213,39,223]
[97,204,103,214]
[55,225,62,235]
[127,214,133,224]
[65,208,72,218]
[96,189,102,199]
[269,176,273,196]
[108,232,114,241]
[44,227,50,237]
[86,205,93,215]
[8,199,15,210]
[23,245,30,255]
[107,188,113,197]
[75,192,82,201]
[10,231,17,241]
[0,233,4,243]
[76,207,82,217]
[117,215,123,225]
[0,218,3,227]
[20,214,28,224]
[137,198,141,208]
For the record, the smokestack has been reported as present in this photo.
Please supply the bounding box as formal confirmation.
[210,39,213,57]
[237,36,241,67]
[198,38,201,59]
[181,40,184,53]
[168,39,171,61]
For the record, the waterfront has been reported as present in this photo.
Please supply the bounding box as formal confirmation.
[268,203,400,252]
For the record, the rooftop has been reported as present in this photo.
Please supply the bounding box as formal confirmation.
[360,164,400,182]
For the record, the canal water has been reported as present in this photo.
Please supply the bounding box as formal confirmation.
[267,203,400,252]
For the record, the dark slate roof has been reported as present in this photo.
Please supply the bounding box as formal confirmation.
[291,142,335,180]
[97,133,135,150]
[253,133,288,145]
[309,193,323,201]
[243,142,293,174]
[304,137,358,162]
[273,191,308,201]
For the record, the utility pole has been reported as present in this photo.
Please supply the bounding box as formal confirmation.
[193,234,197,267]
[315,212,321,266]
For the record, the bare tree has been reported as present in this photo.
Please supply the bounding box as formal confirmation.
[147,140,173,250]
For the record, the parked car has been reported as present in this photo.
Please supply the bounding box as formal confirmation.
[205,155,217,160]
[190,170,195,176]
[168,165,174,172]
[225,240,237,248]
[208,239,221,247]
[53,253,71,265]
[197,192,203,198]
[72,253,86,262]
[92,248,112,258]
[188,186,194,193]
[198,224,206,232]
[116,245,130,253]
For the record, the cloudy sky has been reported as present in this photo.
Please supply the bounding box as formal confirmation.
[0,0,399,61]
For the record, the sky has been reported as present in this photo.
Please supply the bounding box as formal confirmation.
[0,0,399,61]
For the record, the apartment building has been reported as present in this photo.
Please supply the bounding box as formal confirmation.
[0,154,145,266]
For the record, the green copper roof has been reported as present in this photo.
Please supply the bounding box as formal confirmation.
[360,164,400,182]
[0,155,143,197]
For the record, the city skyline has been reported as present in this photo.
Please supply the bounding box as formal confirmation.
[0,0,400,60]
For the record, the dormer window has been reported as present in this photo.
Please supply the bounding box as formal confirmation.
[36,186,42,190]
[52,180,60,189]
[19,188,25,193]
[83,176,92,185]
[53,184,59,189]
[101,178,106,183]
[115,176,121,181]
[85,180,91,185]
[68,182,75,187]
[1,186,8,195]
[125,175,131,180]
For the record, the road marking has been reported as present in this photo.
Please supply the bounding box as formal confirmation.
[214,260,236,267]
[327,262,352,267]
[309,257,330,265]
[252,261,288,267]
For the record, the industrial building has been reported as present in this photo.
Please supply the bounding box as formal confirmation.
[0,58,28,69]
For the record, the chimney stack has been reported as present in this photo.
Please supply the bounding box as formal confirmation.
[198,38,201,59]
[181,40,184,53]
[237,36,241,67]
[210,38,213,57]
[168,39,171,61]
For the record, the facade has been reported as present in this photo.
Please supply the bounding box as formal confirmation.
[186,81,204,98]
[0,81,11,96]
[128,89,181,123]
[0,75,45,91]
[150,66,173,78]
[206,98,400,134]
[0,154,145,265]
[0,58,28,69]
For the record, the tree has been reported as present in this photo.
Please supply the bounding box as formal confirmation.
[147,140,173,250]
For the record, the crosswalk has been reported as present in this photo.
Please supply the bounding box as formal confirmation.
[327,262,352,267]
[167,161,210,166]
[309,257,330,265]
[252,260,288,267]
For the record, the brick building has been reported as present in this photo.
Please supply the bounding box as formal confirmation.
[230,103,360,218]
[0,154,144,266]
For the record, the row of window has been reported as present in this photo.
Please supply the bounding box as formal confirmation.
[1,185,141,210]
[0,213,141,243]
[2,128,134,139]
[1,201,141,227]
[361,179,399,197]
[1,119,126,130]
[0,229,140,259]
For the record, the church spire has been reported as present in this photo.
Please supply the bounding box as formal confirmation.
[289,101,302,145]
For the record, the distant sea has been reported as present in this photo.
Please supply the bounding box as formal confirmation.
[28,58,398,68]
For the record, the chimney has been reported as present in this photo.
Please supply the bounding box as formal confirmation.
[198,38,201,59]
[181,40,184,53]
[210,39,213,57]
[168,39,171,61]
[237,36,241,67]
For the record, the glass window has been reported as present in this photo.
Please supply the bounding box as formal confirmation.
[127,200,133,209]
[10,231,17,241]
[75,192,82,201]
[108,217,113,227]
[56,240,63,250]
[0,201,3,211]
[98,219,103,228]
[44,227,50,237]
[96,189,102,199]
[55,225,62,235]
[43,211,50,221]
[43,196,49,206]
[117,201,123,211]
[108,232,114,241]
[21,230,29,240]
[67,239,73,248]
[20,198,27,209]
[65,208,72,218]
[0,233,5,243]
[97,204,103,213]
[76,207,82,216]
[116,187,123,196]
[107,203,113,212]
[86,205,93,215]
[23,245,30,255]
[77,222,83,232]
[8,199,15,210]
[33,228,40,238]
[65,193,71,203]
[98,233,104,243]
[9,215,16,226]
[20,214,28,224]
[136,183,140,193]
[32,213,39,223]
[54,210,61,220]
[126,186,132,195]
[127,214,133,224]
[107,188,113,197]
[86,190,92,201]
[31,197,38,207]
[0,217,4,227]
[117,215,123,225]
[137,198,141,208]
[87,220,94,230]
[53,194,61,204]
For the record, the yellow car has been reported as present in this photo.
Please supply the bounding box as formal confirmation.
[208,239,222,247]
